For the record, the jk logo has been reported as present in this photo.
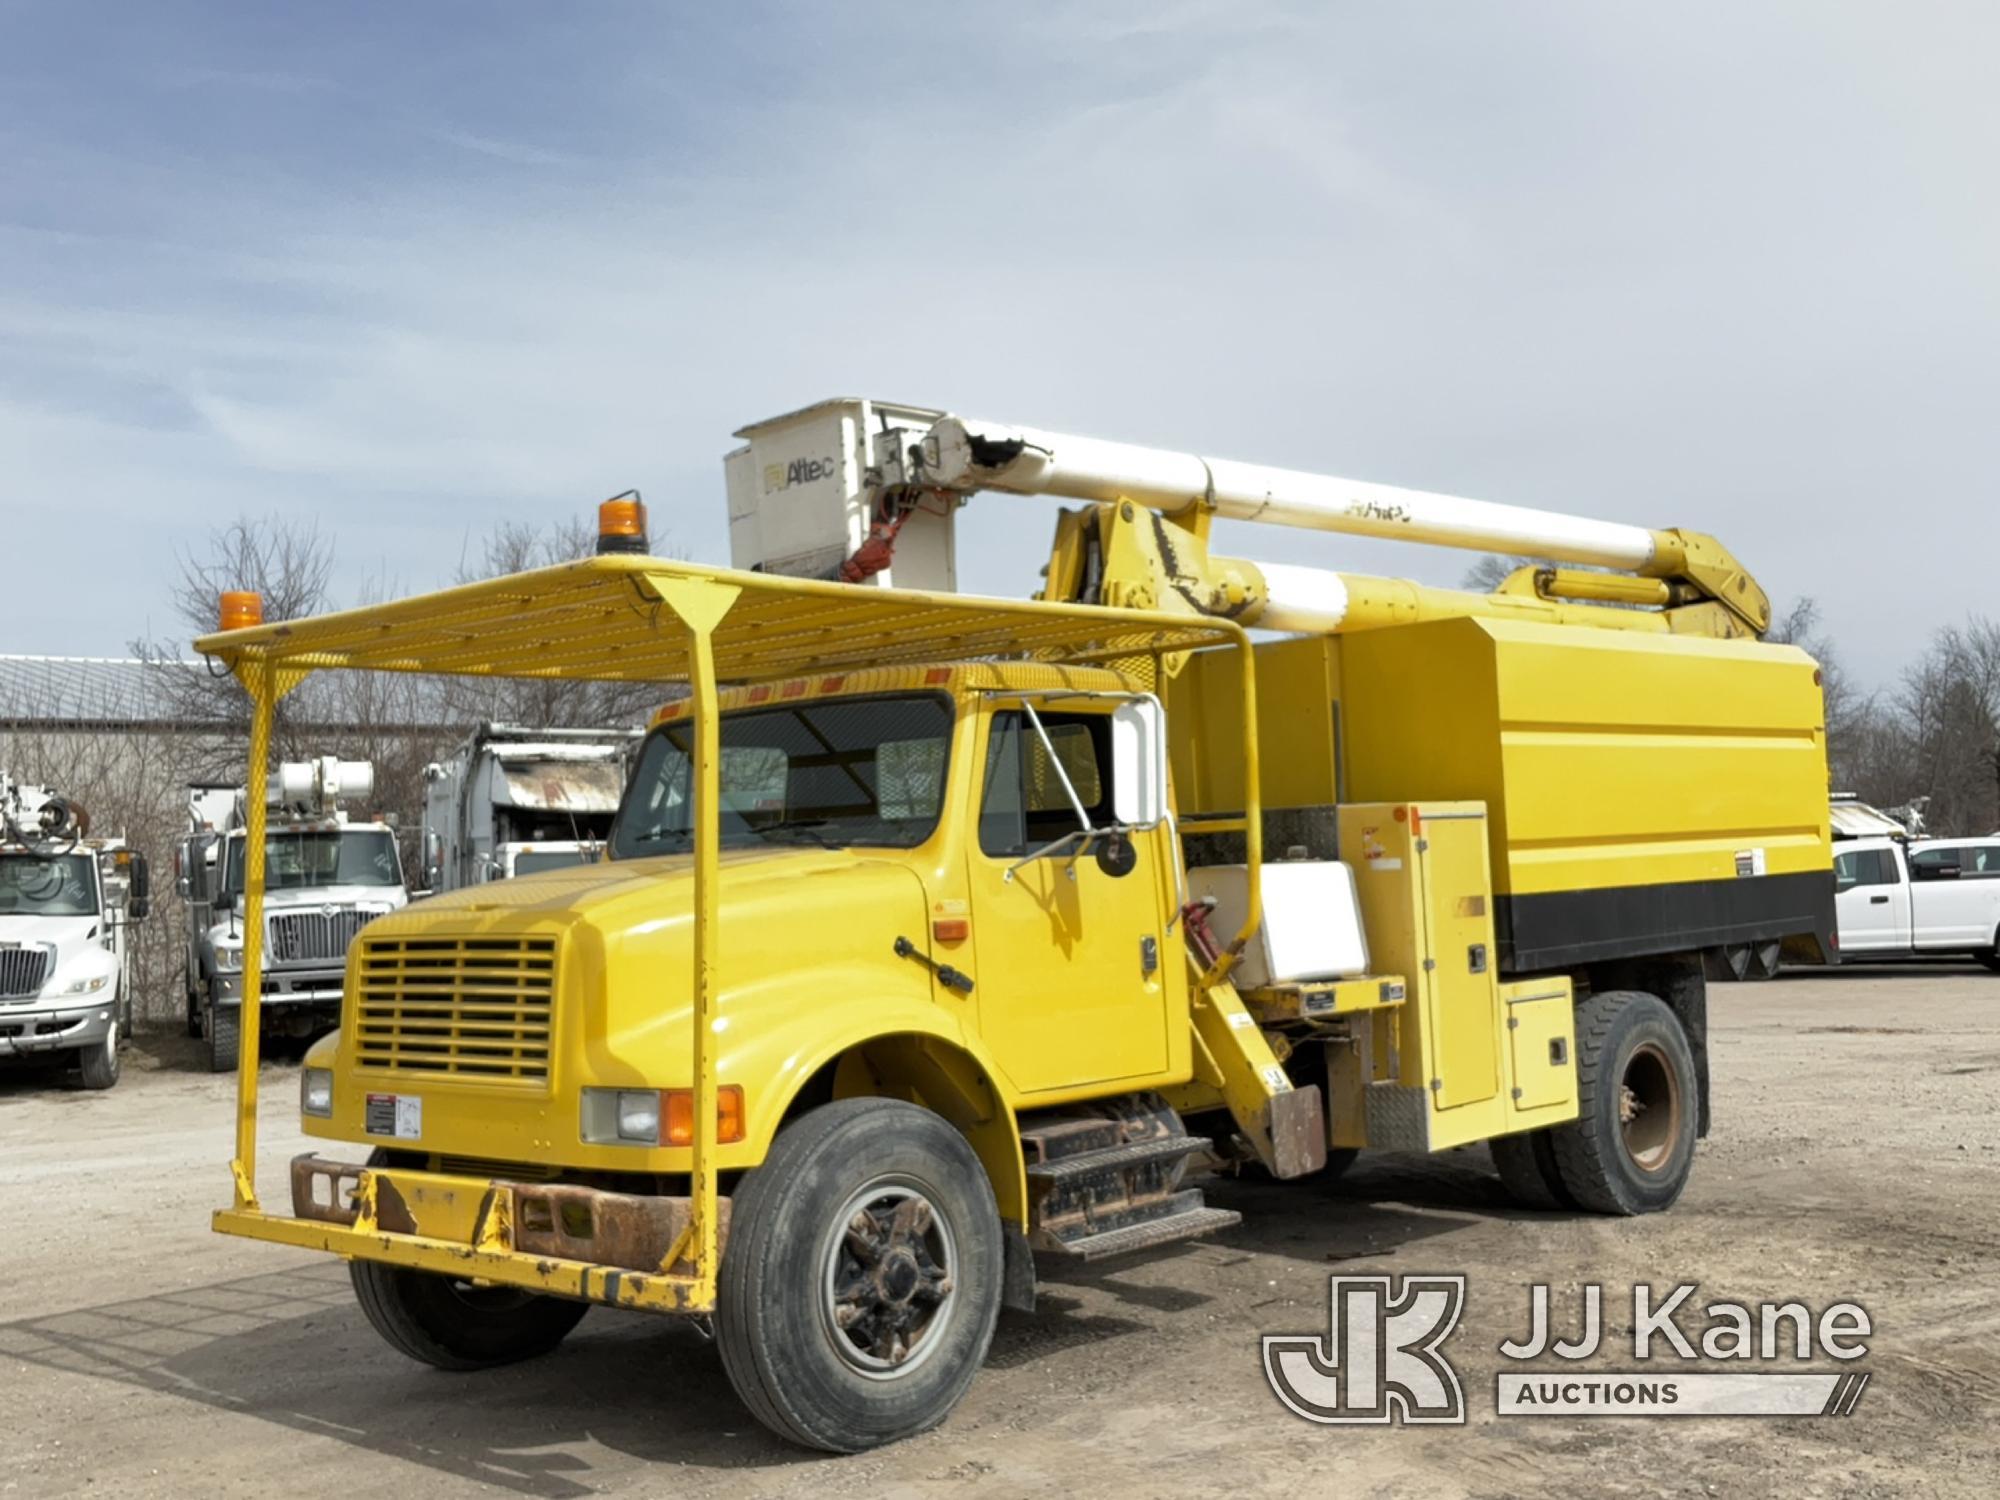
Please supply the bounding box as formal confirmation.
[1263,1275,1468,1425]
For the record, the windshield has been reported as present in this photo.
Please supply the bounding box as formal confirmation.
[612,694,953,857]
[0,854,98,917]
[223,828,403,893]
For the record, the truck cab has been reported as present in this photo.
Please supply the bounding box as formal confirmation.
[418,724,639,893]
[181,762,408,1071]
[1834,835,2000,967]
[1,781,150,1089]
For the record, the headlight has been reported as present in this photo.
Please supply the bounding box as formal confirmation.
[56,973,111,996]
[581,1087,662,1145]
[213,941,243,972]
[301,1068,333,1118]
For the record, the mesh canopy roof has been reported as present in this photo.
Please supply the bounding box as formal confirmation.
[194,555,1245,685]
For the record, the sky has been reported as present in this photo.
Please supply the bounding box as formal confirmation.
[3,1,1996,686]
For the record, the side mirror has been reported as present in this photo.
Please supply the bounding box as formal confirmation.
[1110,696,1167,829]
[131,853,150,904]
[129,897,151,921]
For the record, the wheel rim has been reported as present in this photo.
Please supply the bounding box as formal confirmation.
[1618,1042,1682,1174]
[819,1177,957,1379]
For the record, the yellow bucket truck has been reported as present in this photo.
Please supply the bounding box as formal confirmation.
[205,410,1832,1451]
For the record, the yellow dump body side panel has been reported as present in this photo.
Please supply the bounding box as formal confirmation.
[1338,619,1833,971]
[1167,636,1340,814]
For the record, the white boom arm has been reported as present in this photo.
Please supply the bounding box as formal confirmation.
[919,416,1658,571]
[721,398,1768,636]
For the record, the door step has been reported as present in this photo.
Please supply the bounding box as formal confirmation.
[1038,1193,1243,1262]
[1026,1133,1208,1189]
[1020,1100,1239,1262]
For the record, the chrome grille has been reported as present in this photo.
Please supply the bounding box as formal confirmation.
[0,947,51,1000]
[269,909,374,964]
[353,936,555,1081]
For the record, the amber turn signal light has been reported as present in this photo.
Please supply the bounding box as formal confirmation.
[662,1085,745,1146]
[219,591,264,630]
[932,918,970,943]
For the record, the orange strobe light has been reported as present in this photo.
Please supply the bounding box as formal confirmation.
[596,491,649,555]
[219,591,264,630]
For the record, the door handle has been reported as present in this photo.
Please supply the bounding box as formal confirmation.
[1869,895,1890,905]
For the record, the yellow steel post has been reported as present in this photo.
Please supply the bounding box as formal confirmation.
[643,573,739,1303]
[229,656,277,1210]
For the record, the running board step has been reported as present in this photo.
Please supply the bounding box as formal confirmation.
[1025,1134,1208,1188]
[1039,1202,1243,1263]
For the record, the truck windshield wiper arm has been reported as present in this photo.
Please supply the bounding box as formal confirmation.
[754,818,843,847]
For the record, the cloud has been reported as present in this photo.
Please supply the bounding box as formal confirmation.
[1,1,1996,687]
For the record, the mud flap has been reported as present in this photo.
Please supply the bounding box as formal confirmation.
[1001,1222,1037,1314]
[1266,1084,1328,1180]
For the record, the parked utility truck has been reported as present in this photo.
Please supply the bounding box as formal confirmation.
[179,759,406,1071]
[205,406,1834,1453]
[418,723,638,893]
[1,775,150,1088]
[1832,835,2000,968]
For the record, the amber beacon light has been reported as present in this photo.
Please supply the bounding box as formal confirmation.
[596,491,649,555]
[219,591,264,630]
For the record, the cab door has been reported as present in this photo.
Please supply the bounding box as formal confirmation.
[1834,843,1908,953]
[965,703,1176,1095]
[1908,845,1979,946]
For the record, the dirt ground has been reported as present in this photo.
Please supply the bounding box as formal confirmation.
[3,967,1997,1499]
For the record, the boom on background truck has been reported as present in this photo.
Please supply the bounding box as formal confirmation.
[179,759,406,1071]
[204,405,1834,1452]
[1,774,149,1089]
[418,722,639,893]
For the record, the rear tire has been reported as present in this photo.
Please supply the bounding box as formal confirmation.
[77,1021,121,1090]
[715,1097,1002,1453]
[1549,991,1698,1215]
[1979,931,2000,973]
[350,1259,588,1371]
[1489,1129,1573,1210]
[205,1001,239,1073]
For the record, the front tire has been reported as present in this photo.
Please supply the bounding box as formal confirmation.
[1980,929,2000,973]
[77,1021,121,1090]
[350,1259,588,1371]
[1549,991,1699,1215]
[204,1001,239,1073]
[716,1097,1003,1453]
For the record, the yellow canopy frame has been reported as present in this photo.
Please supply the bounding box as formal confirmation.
[198,553,1263,1311]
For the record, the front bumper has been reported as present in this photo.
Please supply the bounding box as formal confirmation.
[213,966,344,1007]
[0,1003,115,1056]
[214,1155,729,1314]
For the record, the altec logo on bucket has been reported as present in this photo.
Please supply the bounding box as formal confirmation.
[1263,1277,1873,1424]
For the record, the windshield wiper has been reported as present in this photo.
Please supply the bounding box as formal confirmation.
[627,825,694,848]
[754,818,843,848]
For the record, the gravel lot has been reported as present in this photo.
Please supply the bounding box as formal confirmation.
[4,966,1998,1498]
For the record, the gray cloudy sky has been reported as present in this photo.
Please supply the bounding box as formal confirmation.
[3,1,1994,685]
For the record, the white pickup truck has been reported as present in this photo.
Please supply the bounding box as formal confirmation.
[1833,836,2000,969]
